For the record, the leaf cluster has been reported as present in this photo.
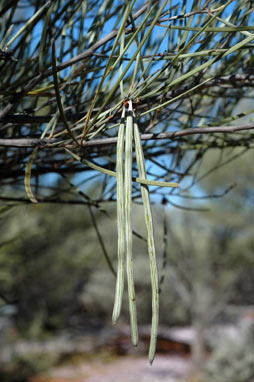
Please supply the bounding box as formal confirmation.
[0,0,254,205]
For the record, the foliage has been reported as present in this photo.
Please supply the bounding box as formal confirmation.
[0,202,109,334]
[0,352,58,382]
[1,0,254,365]
[0,0,254,204]
[203,324,254,382]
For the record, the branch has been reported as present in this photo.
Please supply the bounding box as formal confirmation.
[198,73,254,88]
[158,4,224,22]
[0,123,253,148]
[0,196,96,205]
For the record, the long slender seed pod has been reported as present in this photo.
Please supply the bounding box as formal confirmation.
[133,113,159,364]
[125,100,138,347]
[112,108,126,324]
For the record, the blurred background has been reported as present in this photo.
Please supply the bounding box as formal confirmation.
[0,149,253,382]
[1,0,254,381]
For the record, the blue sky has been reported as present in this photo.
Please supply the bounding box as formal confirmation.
[4,0,250,206]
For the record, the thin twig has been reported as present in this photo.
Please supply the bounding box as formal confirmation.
[0,123,253,148]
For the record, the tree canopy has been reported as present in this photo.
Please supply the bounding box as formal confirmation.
[0,0,254,205]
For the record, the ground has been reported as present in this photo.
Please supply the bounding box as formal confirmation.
[31,354,191,382]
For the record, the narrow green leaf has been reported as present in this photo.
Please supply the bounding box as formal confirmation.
[51,40,79,145]
[65,149,179,188]
[158,25,254,32]
[171,0,234,66]
[6,1,51,48]
[0,25,14,49]
[140,78,211,116]
[39,1,55,71]
[81,0,136,139]
[84,0,167,132]
[24,148,38,204]
[136,0,234,99]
